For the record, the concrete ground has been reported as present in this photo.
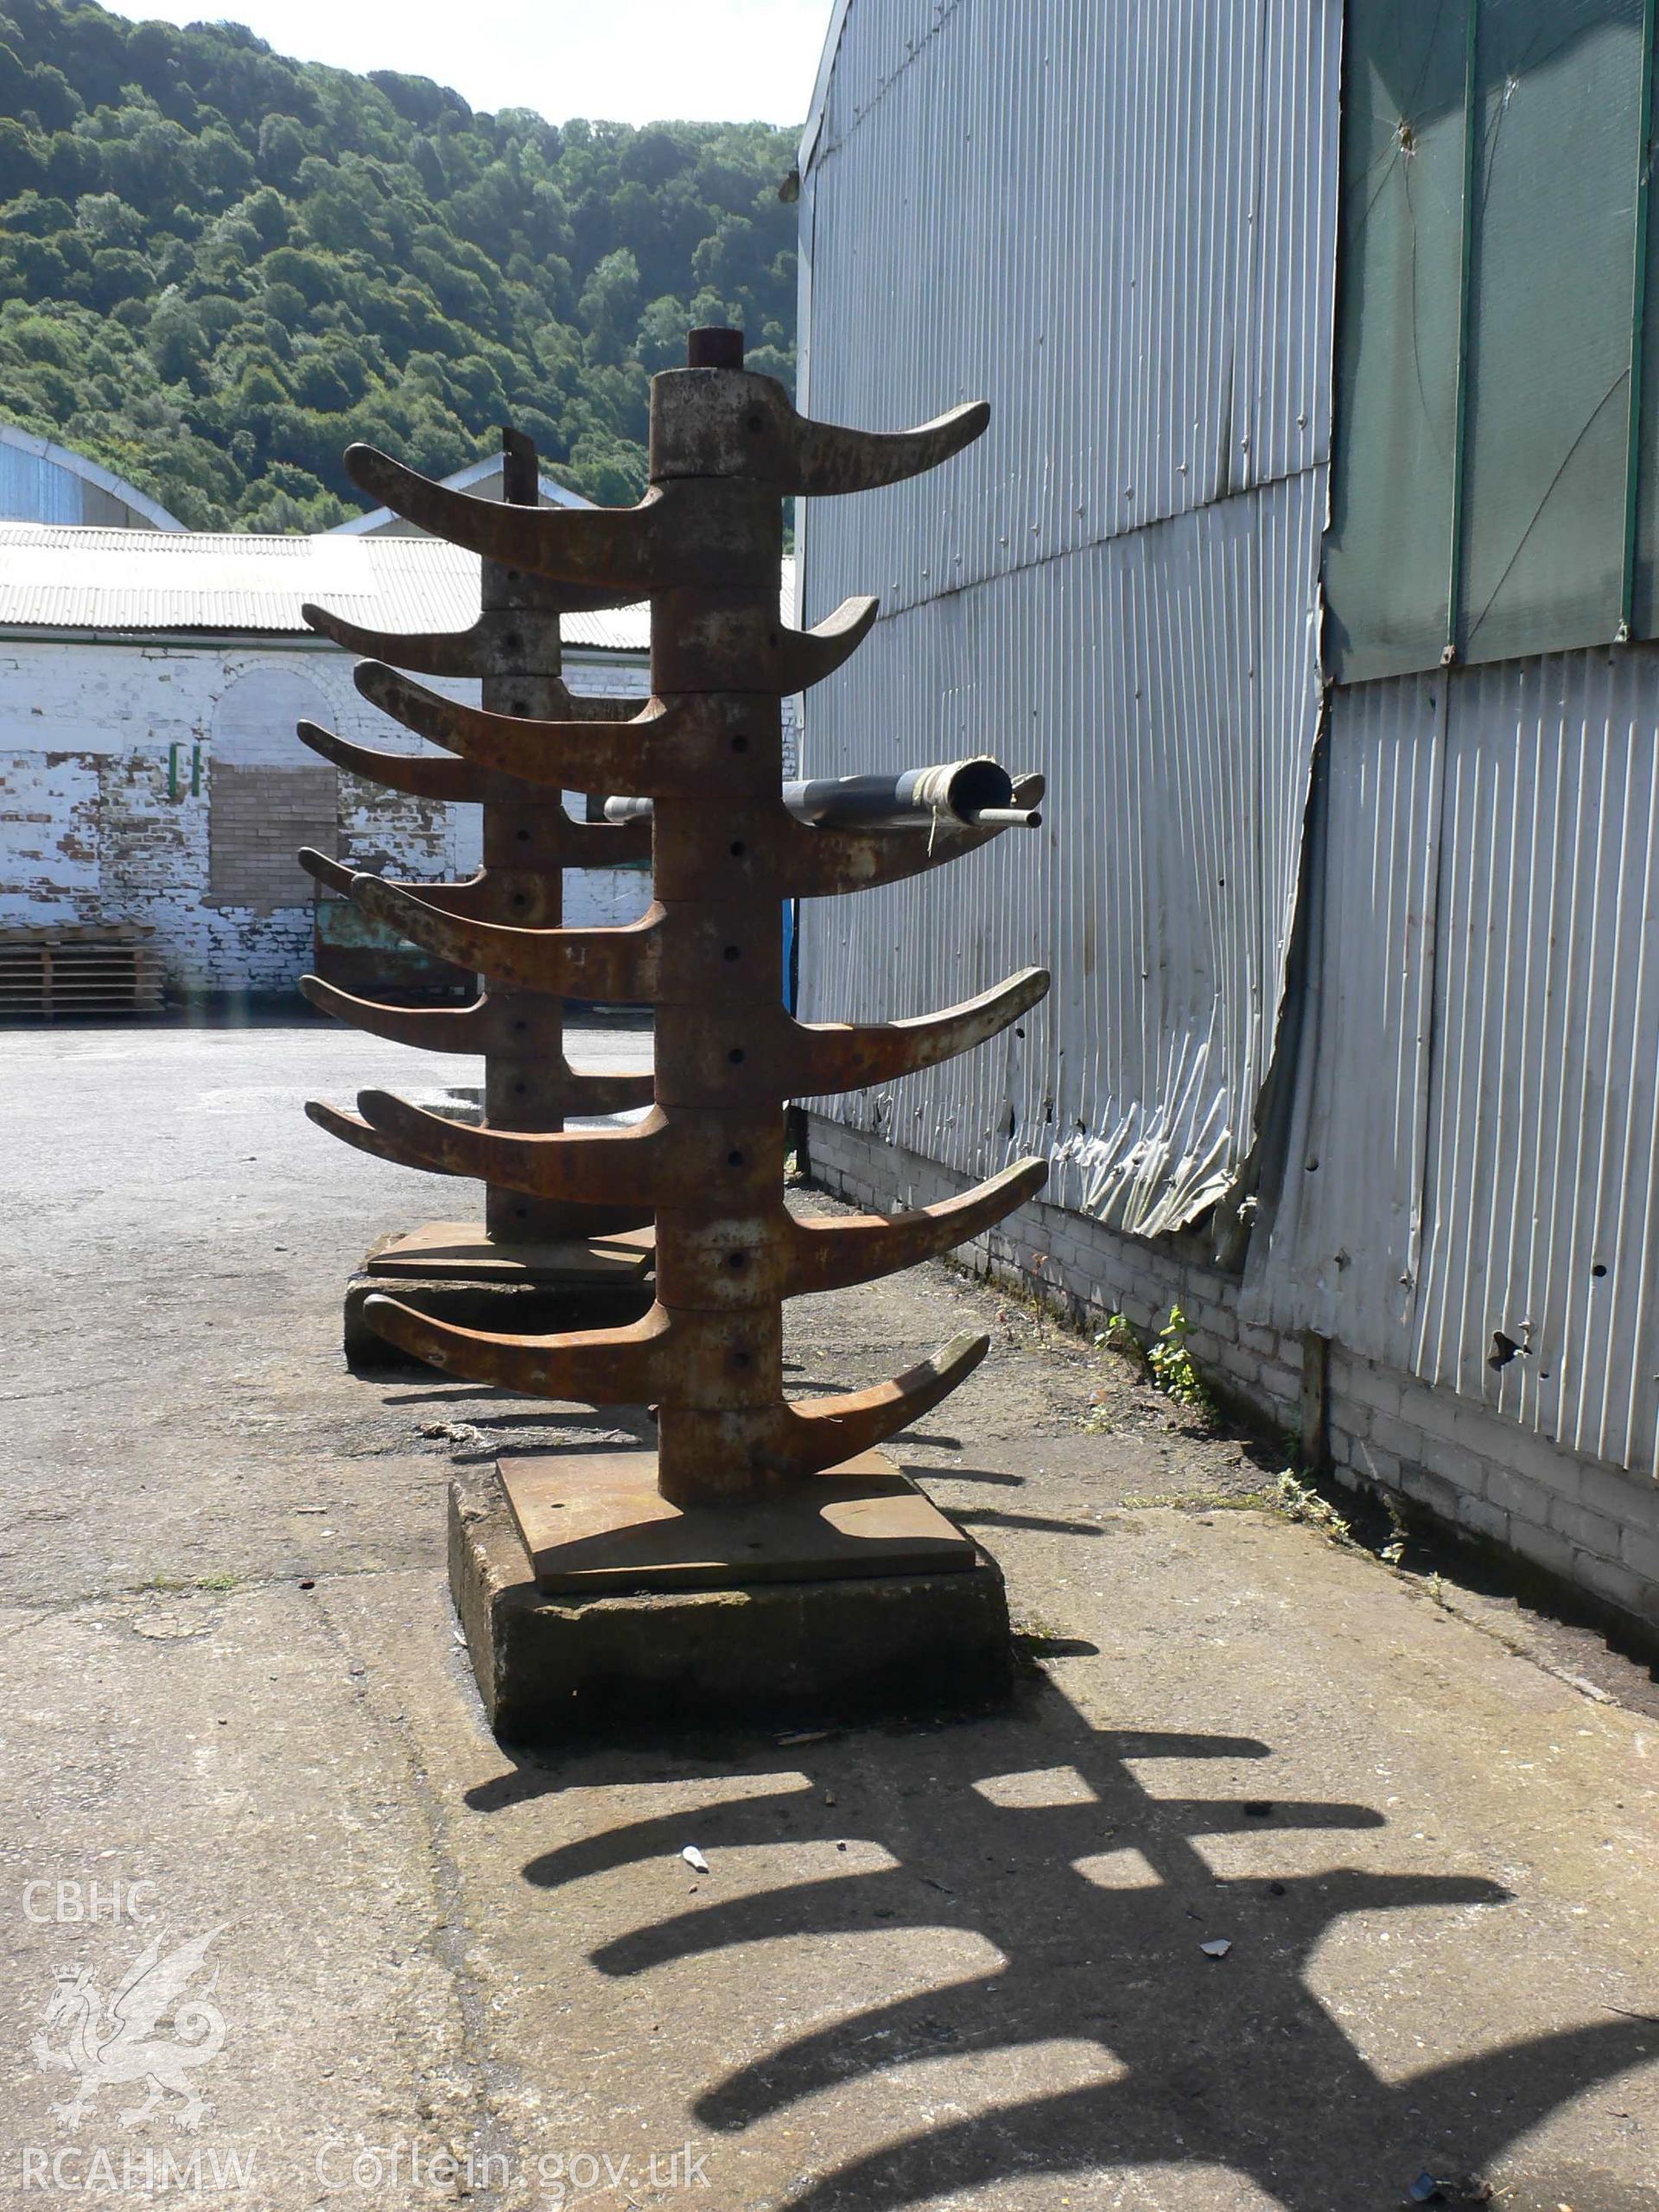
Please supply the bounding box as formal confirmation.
[1,1016,1656,2212]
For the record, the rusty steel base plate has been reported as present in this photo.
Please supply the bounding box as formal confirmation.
[499,1446,978,1593]
[365,1221,653,1283]
[448,1462,1012,1740]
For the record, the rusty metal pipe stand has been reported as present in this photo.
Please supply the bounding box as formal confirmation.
[305,334,1051,1735]
[297,429,657,1371]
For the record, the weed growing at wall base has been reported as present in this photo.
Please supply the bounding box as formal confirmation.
[1147,1306,1216,1416]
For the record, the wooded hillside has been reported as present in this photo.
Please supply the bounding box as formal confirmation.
[0,0,798,527]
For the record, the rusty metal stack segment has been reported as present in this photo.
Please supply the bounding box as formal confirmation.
[295,428,654,1243]
[308,332,1052,1510]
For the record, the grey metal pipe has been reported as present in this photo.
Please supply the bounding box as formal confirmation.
[604,756,1041,832]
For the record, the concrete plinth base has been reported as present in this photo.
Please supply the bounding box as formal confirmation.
[448,1462,1014,1741]
[342,1222,654,1374]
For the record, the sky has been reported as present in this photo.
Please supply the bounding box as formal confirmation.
[100,0,834,129]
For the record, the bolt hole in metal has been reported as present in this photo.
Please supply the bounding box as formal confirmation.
[512,1019,527,1033]
[727,1252,748,1271]
[728,1047,746,1064]
[516,828,531,842]
[727,1149,744,1168]
[729,839,747,857]
[747,414,764,433]
[731,1351,751,1369]
[731,734,749,753]
[723,944,741,962]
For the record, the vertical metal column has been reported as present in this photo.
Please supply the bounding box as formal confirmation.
[477,430,642,1245]
[648,325,790,1502]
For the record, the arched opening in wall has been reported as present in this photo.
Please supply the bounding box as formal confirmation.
[207,666,336,915]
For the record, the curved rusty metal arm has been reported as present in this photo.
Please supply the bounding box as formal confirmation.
[303,602,496,677]
[359,1297,671,1400]
[297,720,489,804]
[300,848,369,899]
[298,722,651,855]
[353,1093,671,1205]
[345,445,685,592]
[305,605,652,719]
[302,1097,449,1173]
[302,848,500,924]
[785,596,878,687]
[760,1331,990,1476]
[301,851,541,926]
[298,978,655,1112]
[790,969,1049,1095]
[787,402,990,496]
[656,593,880,697]
[651,369,990,495]
[345,875,664,998]
[353,662,667,794]
[785,1160,1047,1296]
[299,976,492,1054]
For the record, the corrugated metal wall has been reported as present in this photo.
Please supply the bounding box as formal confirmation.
[1249,645,1659,1476]
[802,0,1659,1495]
[798,0,1342,1236]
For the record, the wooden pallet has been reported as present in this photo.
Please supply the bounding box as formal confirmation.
[0,931,164,1020]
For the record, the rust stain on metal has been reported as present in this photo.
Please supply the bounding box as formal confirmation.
[306,335,1051,1523]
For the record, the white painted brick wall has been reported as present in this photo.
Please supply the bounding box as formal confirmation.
[807,1111,1659,1634]
[0,637,651,989]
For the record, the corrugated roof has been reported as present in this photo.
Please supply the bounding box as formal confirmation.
[0,522,650,651]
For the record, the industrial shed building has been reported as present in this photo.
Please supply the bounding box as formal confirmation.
[0,522,652,998]
[796,0,1659,1630]
[0,421,183,531]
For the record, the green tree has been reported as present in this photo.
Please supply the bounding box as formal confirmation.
[0,0,798,528]
[578,245,639,366]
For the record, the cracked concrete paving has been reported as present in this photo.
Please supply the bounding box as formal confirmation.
[0,1017,1656,2212]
